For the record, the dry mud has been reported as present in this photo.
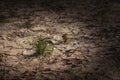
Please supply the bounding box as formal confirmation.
[0,0,120,80]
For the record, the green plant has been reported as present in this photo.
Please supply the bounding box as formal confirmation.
[31,36,53,56]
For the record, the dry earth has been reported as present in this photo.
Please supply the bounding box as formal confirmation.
[0,0,120,80]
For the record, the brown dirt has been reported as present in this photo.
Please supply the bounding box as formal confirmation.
[0,0,120,80]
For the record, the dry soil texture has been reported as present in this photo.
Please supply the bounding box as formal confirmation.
[0,0,120,80]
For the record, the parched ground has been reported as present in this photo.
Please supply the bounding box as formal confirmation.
[0,0,120,80]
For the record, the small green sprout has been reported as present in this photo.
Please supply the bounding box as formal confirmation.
[31,36,53,56]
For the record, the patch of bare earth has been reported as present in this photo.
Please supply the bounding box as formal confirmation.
[0,0,120,80]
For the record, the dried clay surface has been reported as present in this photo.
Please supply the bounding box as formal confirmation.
[0,0,120,80]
